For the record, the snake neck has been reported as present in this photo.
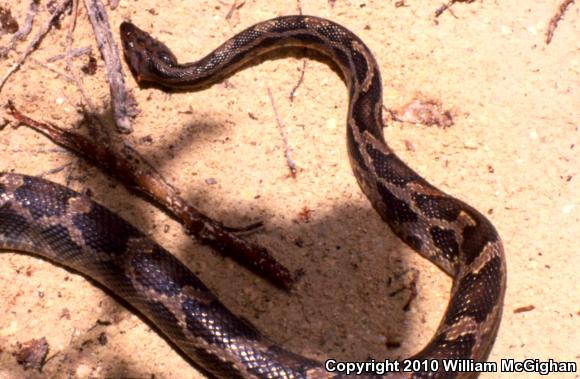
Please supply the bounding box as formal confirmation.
[121,15,385,136]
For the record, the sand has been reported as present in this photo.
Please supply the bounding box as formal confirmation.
[0,1,578,378]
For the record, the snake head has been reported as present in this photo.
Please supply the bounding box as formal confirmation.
[120,21,178,83]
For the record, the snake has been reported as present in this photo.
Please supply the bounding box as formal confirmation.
[0,15,506,379]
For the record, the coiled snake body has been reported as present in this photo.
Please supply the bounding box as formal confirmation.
[1,15,506,378]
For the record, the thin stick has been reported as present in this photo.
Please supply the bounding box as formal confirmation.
[289,60,307,102]
[39,163,73,178]
[225,0,245,20]
[8,147,68,154]
[0,0,72,92]
[267,87,298,178]
[30,57,77,83]
[46,46,92,63]
[435,1,452,17]
[0,0,39,58]
[66,0,97,113]
[289,0,306,101]
[83,0,135,133]
[435,0,473,18]
[545,0,575,44]
[6,101,295,290]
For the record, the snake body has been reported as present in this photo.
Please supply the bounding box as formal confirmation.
[1,15,506,378]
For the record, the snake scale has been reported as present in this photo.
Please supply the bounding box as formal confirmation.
[0,15,506,378]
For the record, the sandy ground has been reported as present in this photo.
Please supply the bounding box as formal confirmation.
[0,1,578,378]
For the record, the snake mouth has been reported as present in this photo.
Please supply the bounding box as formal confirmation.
[120,22,142,43]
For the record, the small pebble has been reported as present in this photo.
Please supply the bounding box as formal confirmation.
[326,118,337,129]
[76,364,92,377]
[1,320,18,335]
[463,140,478,149]
[562,204,574,214]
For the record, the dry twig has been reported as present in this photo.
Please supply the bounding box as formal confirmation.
[30,57,76,82]
[83,0,136,133]
[288,0,306,102]
[225,0,246,20]
[39,162,73,178]
[289,60,307,102]
[6,101,295,290]
[66,0,98,113]
[545,0,575,44]
[435,0,475,18]
[267,87,298,177]
[0,0,72,92]
[46,46,92,63]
